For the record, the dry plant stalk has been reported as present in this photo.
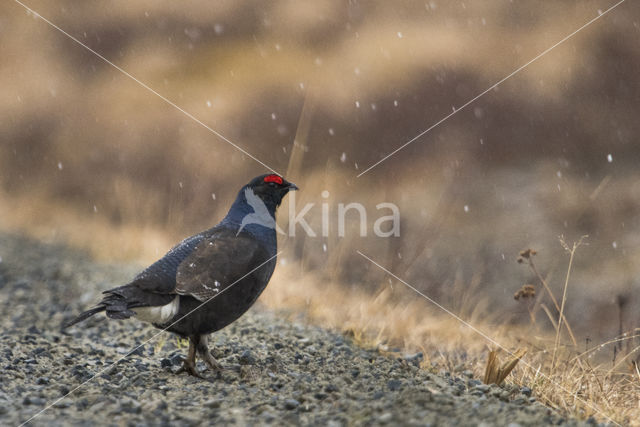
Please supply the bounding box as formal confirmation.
[551,235,587,372]
[484,348,527,385]
[518,248,577,347]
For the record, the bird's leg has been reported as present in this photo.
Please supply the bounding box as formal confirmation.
[195,334,222,372]
[176,336,203,378]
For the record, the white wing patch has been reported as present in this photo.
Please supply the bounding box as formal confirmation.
[176,279,221,302]
[132,296,179,324]
[202,280,221,294]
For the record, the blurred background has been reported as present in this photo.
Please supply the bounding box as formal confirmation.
[1,0,639,349]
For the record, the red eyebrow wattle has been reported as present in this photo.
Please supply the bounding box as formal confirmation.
[264,175,283,184]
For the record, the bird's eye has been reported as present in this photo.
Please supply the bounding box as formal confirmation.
[268,182,277,187]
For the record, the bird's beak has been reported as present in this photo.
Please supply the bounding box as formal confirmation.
[286,181,299,191]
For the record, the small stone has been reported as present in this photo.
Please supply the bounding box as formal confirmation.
[284,398,299,410]
[121,400,142,414]
[403,352,423,366]
[379,412,393,423]
[53,401,71,409]
[473,384,490,393]
[23,396,46,406]
[169,353,184,366]
[127,346,144,357]
[324,384,338,393]
[387,379,402,391]
[204,399,221,408]
[239,350,256,365]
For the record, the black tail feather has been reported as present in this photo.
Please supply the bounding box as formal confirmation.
[63,305,106,329]
[64,285,172,329]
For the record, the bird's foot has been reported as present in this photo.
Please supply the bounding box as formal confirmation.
[176,360,204,378]
[202,351,223,372]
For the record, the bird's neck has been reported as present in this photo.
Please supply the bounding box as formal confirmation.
[220,189,278,228]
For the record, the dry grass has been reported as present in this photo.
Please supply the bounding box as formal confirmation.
[484,348,527,386]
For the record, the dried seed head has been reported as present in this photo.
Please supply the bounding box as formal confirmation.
[518,248,537,259]
[514,284,536,300]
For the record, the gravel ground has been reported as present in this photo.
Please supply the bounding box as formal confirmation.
[0,233,592,426]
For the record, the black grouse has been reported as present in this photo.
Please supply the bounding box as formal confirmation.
[65,174,297,377]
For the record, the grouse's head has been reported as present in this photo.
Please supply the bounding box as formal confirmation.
[245,174,298,208]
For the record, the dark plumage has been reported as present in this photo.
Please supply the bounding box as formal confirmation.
[65,174,297,377]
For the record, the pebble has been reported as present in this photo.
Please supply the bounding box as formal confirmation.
[387,379,402,391]
[284,398,300,410]
[238,349,256,365]
[474,384,491,393]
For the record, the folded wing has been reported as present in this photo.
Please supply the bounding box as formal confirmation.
[175,230,266,302]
